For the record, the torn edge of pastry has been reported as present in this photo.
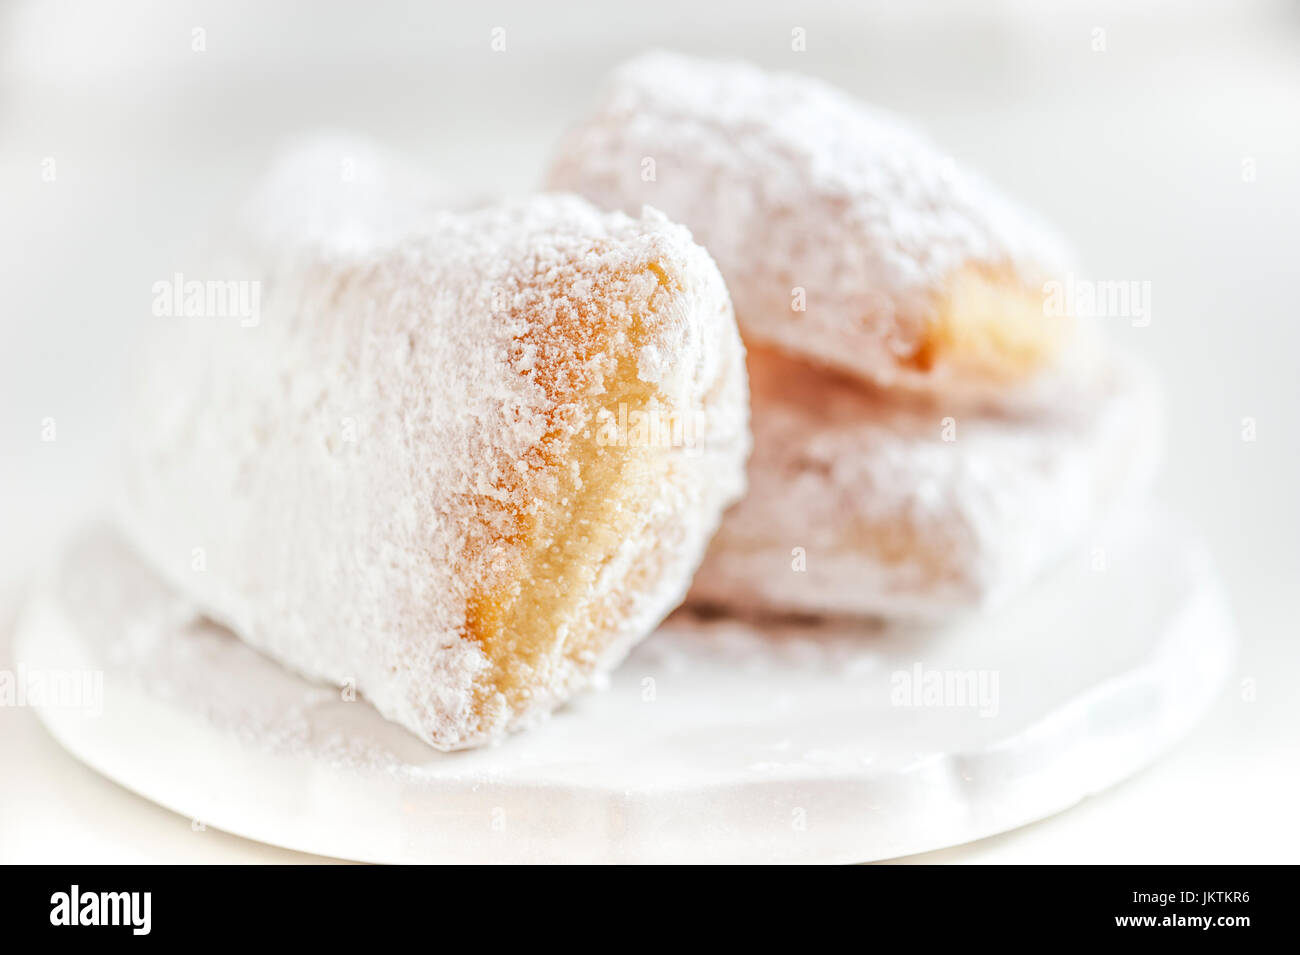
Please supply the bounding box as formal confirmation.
[457,202,750,743]
[122,162,749,751]
[546,51,1092,403]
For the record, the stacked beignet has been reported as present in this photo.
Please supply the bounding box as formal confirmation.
[688,347,1158,619]
[549,53,1158,619]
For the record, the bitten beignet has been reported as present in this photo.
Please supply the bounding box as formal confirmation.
[123,150,749,750]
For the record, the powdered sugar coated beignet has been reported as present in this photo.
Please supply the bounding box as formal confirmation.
[688,347,1159,620]
[123,173,749,749]
[548,52,1083,400]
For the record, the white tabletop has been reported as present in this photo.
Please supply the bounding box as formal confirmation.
[2,0,1297,863]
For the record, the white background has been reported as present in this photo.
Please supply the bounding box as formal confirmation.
[1,0,1297,862]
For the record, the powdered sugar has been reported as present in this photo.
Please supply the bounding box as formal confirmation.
[548,51,1078,394]
[689,347,1161,619]
[120,142,748,750]
[547,54,1147,619]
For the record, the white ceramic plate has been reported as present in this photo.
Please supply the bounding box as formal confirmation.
[14,508,1233,863]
